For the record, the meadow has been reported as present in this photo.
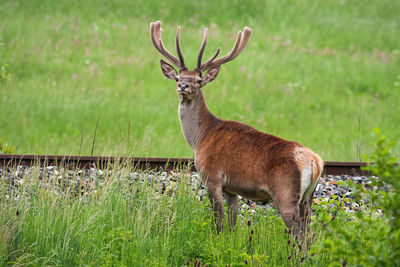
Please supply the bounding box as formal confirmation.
[1,0,399,160]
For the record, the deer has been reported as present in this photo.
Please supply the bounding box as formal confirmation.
[150,21,324,236]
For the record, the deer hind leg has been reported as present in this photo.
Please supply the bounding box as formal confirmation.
[275,196,301,237]
[207,182,224,232]
[299,199,311,233]
[280,206,301,237]
[226,193,238,230]
[299,177,319,233]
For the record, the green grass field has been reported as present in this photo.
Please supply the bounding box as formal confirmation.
[1,0,399,160]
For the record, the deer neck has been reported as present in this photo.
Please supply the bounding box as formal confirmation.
[178,90,220,150]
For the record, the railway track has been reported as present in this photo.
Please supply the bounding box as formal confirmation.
[0,154,370,176]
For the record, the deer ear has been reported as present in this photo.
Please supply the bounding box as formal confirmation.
[203,66,220,85]
[160,59,178,80]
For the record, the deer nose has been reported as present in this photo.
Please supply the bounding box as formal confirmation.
[178,82,189,91]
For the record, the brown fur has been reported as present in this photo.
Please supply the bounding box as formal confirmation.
[150,21,324,235]
[191,97,323,234]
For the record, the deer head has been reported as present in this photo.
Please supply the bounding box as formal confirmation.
[150,21,252,102]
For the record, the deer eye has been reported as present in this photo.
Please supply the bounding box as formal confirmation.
[175,78,179,82]
[197,80,202,84]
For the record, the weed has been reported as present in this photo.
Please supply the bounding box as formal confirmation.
[311,129,400,266]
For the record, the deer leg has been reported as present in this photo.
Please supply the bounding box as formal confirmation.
[281,207,301,237]
[226,193,238,230]
[207,183,224,232]
[299,198,312,233]
[300,179,318,234]
[275,197,301,237]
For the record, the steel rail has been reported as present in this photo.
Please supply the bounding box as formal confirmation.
[0,154,371,176]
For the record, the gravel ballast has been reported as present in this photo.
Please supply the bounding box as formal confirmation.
[0,165,374,214]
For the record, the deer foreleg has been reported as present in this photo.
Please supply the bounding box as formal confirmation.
[207,183,224,232]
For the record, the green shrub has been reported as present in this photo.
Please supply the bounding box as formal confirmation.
[311,129,400,266]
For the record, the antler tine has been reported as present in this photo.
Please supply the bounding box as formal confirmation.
[199,26,252,72]
[199,31,242,71]
[176,26,186,70]
[195,27,208,72]
[150,22,165,55]
[150,21,182,69]
[200,48,221,70]
[234,27,252,56]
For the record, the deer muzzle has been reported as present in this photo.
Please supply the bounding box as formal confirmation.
[178,82,189,92]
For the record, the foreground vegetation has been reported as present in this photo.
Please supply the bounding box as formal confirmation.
[0,165,322,266]
[1,0,400,160]
[0,132,398,266]
[312,130,400,266]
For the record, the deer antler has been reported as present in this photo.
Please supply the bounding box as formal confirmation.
[150,21,186,70]
[150,21,251,73]
[196,26,252,73]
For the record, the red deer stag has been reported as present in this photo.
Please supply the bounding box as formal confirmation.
[150,21,324,235]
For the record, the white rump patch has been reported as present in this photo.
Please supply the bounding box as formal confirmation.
[300,163,313,202]
[293,147,313,202]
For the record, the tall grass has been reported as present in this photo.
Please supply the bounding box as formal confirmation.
[1,164,332,266]
[0,0,399,160]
